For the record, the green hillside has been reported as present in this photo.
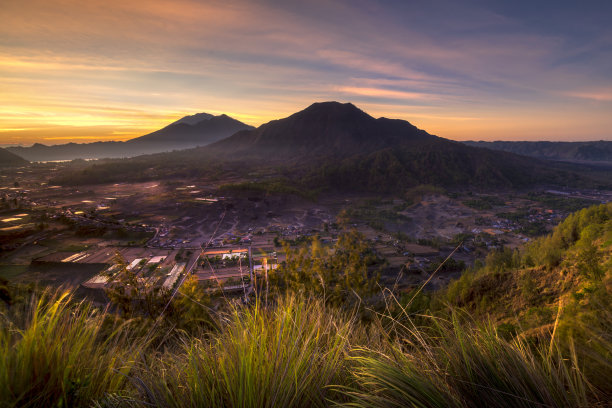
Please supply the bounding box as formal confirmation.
[444,203,611,330]
[0,204,610,407]
[464,140,612,163]
[442,203,611,393]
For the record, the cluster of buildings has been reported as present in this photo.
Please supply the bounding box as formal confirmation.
[30,240,282,299]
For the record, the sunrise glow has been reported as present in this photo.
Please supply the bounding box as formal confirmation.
[1,0,611,145]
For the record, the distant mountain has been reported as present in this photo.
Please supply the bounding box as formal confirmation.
[128,114,253,147]
[0,148,29,167]
[463,140,612,163]
[53,102,606,191]
[205,102,586,190]
[172,112,214,125]
[7,142,132,162]
[207,102,434,158]
[6,113,253,162]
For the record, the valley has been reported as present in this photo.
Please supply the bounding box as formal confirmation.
[1,102,610,306]
[2,159,608,297]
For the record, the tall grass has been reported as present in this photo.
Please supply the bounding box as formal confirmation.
[340,313,592,408]
[0,289,139,408]
[0,288,607,407]
[136,296,355,408]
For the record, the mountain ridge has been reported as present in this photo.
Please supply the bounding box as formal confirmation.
[6,113,253,161]
[0,148,29,167]
[128,114,253,145]
[203,102,564,189]
[50,101,610,190]
[207,102,436,158]
[463,140,612,163]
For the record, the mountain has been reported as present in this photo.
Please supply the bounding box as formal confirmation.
[463,140,612,163]
[53,102,609,191]
[207,102,434,157]
[172,112,213,125]
[128,114,253,147]
[0,148,29,167]
[6,113,253,162]
[7,142,132,162]
[206,102,591,190]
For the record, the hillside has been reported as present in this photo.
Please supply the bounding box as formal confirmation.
[300,139,579,191]
[464,140,612,163]
[207,101,435,157]
[444,203,611,343]
[0,147,28,167]
[204,102,603,190]
[52,102,608,190]
[6,113,253,161]
[446,202,611,316]
[1,204,610,406]
[440,203,612,392]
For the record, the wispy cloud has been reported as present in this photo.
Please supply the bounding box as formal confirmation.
[336,86,440,102]
[0,0,610,143]
[565,90,612,102]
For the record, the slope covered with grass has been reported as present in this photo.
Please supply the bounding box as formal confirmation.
[444,203,611,335]
[0,204,610,407]
[1,289,603,407]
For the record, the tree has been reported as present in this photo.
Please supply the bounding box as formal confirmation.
[104,253,168,316]
[577,242,603,280]
[269,230,381,307]
[104,254,215,332]
[167,275,216,332]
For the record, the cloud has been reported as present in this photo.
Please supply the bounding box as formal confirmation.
[565,90,612,102]
[0,0,611,143]
[336,86,440,102]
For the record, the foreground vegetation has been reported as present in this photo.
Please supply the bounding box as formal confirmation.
[2,290,605,407]
[0,204,610,407]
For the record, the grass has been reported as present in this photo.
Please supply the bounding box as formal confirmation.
[137,297,354,407]
[1,203,610,406]
[339,299,596,408]
[0,288,608,407]
[0,289,140,408]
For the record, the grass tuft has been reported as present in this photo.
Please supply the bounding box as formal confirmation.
[0,288,139,408]
[136,296,354,408]
[339,312,591,408]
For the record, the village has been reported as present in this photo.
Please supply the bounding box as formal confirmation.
[1,162,611,298]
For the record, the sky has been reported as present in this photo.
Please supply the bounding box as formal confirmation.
[1,0,611,146]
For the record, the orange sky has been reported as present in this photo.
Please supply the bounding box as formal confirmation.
[1,0,611,145]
